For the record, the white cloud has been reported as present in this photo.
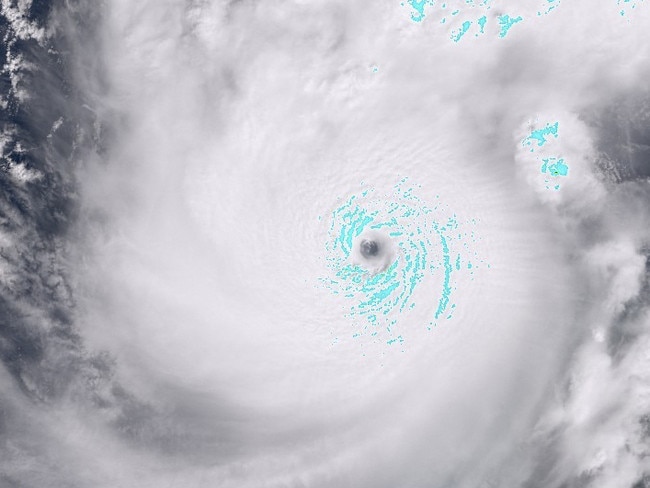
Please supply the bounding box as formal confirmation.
[4,0,649,486]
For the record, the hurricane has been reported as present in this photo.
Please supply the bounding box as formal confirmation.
[1,1,650,487]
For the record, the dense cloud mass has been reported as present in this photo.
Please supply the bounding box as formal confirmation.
[1,0,650,487]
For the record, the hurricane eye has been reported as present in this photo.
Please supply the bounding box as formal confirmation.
[360,239,379,258]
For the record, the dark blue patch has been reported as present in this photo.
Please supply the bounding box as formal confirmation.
[0,297,46,384]
[29,0,55,27]
[0,1,81,400]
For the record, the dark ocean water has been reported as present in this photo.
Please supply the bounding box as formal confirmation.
[0,0,77,395]
[0,4,155,486]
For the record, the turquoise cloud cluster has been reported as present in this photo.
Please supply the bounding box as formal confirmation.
[619,0,644,16]
[401,0,561,42]
[403,0,643,41]
[522,121,569,191]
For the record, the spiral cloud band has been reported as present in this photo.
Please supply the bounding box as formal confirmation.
[0,1,650,487]
[321,178,486,355]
